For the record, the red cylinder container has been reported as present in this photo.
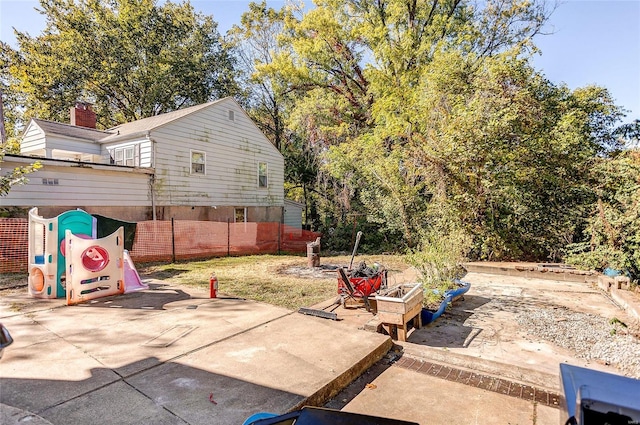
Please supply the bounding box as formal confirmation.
[209,273,218,298]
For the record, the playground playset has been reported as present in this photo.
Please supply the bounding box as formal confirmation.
[27,208,147,305]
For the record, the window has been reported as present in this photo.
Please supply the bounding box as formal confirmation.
[228,110,235,121]
[235,207,246,223]
[124,147,135,166]
[258,162,268,188]
[110,145,139,166]
[191,150,205,175]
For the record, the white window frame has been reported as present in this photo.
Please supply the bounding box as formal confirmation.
[110,144,140,166]
[228,110,235,121]
[258,162,268,188]
[191,150,206,175]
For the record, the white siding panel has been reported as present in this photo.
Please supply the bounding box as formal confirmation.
[101,139,153,167]
[0,160,151,207]
[45,135,102,155]
[140,143,153,167]
[20,124,46,153]
[152,99,284,207]
[284,200,303,229]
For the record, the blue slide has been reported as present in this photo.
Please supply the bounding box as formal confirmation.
[421,279,471,324]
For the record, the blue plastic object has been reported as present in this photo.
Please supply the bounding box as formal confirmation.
[243,407,418,424]
[243,412,278,425]
[421,279,471,325]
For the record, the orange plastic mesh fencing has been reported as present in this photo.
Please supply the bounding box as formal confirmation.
[0,218,29,273]
[129,221,321,262]
[0,218,321,273]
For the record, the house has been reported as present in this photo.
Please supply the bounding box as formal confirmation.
[1,98,285,223]
[283,199,304,231]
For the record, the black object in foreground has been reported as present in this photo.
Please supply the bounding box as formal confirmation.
[245,406,419,425]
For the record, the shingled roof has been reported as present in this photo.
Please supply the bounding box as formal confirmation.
[29,98,231,144]
[32,119,114,142]
[100,99,224,142]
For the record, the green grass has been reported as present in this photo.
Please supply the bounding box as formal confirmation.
[137,254,409,310]
[0,254,410,311]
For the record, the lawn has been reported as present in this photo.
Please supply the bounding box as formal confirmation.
[0,254,410,310]
[136,254,410,310]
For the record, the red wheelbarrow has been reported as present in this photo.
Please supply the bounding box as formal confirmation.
[298,232,387,319]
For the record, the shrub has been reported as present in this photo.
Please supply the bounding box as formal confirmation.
[406,229,471,308]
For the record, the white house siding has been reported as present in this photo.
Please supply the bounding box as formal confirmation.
[44,135,102,156]
[284,200,303,229]
[151,99,284,207]
[0,158,152,207]
[102,139,154,167]
[19,123,48,154]
[23,124,102,157]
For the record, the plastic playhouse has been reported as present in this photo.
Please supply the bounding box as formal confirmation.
[27,207,147,305]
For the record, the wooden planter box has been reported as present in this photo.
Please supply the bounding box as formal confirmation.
[376,283,423,341]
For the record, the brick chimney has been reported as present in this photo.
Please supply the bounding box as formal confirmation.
[70,102,97,128]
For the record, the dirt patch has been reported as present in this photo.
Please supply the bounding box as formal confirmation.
[277,264,344,279]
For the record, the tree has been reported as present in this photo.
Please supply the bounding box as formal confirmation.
[0,42,24,150]
[227,1,299,151]
[263,0,561,250]
[614,119,640,148]
[0,146,41,196]
[5,0,239,128]
[258,0,628,262]
[565,150,640,280]
[1,46,41,197]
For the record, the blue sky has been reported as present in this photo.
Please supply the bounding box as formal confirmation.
[1,0,639,122]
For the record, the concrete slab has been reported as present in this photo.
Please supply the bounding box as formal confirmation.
[41,381,185,425]
[398,272,628,390]
[2,268,637,425]
[342,366,555,425]
[0,282,391,425]
[0,316,121,413]
[172,314,390,397]
[127,356,305,425]
[0,404,53,425]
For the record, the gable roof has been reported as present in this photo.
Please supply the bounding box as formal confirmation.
[31,119,113,142]
[100,99,226,142]
[25,98,281,156]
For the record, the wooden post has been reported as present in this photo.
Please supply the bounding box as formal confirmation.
[278,221,281,255]
[171,217,176,263]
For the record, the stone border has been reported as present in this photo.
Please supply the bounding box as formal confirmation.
[597,275,640,322]
[394,356,562,408]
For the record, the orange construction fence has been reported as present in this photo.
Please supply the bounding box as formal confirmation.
[0,218,321,273]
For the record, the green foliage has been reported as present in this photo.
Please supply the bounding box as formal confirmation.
[1,42,24,144]
[259,0,622,262]
[317,219,402,254]
[6,0,239,128]
[565,151,640,280]
[0,145,41,196]
[614,119,640,148]
[227,1,299,150]
[406,228,471,307]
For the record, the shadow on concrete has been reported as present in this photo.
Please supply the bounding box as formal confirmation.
[138,267,193,281]
[74,283,193,310]
[408,295,492,348]
[0,357,302,425]
[323,351,397,411]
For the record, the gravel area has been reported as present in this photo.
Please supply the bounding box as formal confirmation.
[516,306,640,378]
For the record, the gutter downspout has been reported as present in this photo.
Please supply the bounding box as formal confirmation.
[150,174,156,221]
[147,133,157,221]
